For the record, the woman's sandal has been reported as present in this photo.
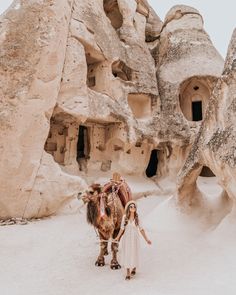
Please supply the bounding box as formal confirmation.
[131,269,136,275]
[125,275,131,280]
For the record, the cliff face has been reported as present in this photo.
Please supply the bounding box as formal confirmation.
[0,1,231,219]
[156,5,224,178]
[0,0,162,218]
[0,0,88,218]
[177,29,236,214]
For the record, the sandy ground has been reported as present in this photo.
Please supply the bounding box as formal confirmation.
[0,177,235,295]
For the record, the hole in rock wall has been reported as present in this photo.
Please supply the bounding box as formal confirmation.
[146,149,159,178]
[179,77,212,122]
[76,125,90,172]
[77,126,90,160]
[196,166,223,201]
[135,142,142,148]
[114,144,124,151]
[112,60,132,81]
[128,93,152,119]
[192,101,202,121]
[87,76,96,87]
[85,47,105,90]
[200,166,215,177]
[44,121,68,165]
[86,54,100,89]
[145,34,159,43]
[103,0,123,30]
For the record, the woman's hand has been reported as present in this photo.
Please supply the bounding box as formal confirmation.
[115,229,124,242]
[146,239,152,245]
[114,236,120,242]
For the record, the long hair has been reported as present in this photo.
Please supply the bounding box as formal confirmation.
[87,195,111,227]
[86,183,102,226]
[87,200,98,226]
[124,205,139,227]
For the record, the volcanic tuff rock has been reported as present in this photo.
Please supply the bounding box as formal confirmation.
[0,0,86,218]
[177,29,236,214]
[0,1,232,219]
[155,5,224,178]
[0,0,161,218]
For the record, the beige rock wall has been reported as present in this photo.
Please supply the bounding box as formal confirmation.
[0,1,230,218]
[155,5,224,179]
[177,29,236,214]
[0,0,163,218]
[0,0,87,218]
[46,0,161,178]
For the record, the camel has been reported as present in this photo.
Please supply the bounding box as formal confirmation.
[79,174,132,269]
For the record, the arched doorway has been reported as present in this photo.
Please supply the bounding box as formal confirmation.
[200,166,215,177]
[179,77,214,122]
[76,126,90,172]
[192,100,203,121]
[146,149,158,178]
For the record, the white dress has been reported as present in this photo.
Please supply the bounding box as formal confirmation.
[120,215,143,269]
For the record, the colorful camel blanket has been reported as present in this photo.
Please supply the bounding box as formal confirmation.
[103,178,132,208]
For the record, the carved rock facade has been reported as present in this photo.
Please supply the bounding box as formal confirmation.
[177,29,236,218]
[0,1,231,219]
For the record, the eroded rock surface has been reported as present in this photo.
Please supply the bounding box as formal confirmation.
[0,1,230,218]
[156,5,224,178]
[177,29,236,215]
[0,0,162,218]
[0,0,87,218]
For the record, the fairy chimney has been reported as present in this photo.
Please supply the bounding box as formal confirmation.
[177,29,236,212]
[155,5,224,179]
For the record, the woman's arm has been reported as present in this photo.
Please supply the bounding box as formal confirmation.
[115,228,125,241]
[115,214,126,241]
[140,229,152,244]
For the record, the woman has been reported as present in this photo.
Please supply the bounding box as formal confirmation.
[115,200,152,280]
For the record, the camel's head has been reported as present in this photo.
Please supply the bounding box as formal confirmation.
[78,183,112,227]
[78,183,102,204]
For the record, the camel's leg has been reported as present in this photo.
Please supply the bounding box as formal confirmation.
[101,239,109,256]
[110,229,121,270]
[95,234,108,267]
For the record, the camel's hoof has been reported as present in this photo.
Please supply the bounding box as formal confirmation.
[95,261,105,267]
[110,263,121,270]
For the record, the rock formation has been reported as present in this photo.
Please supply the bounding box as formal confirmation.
[0,0,87,218]
[177,29,236,216]
[0,1,232,219]
[0,0,162,218]
[156,5,224,179]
